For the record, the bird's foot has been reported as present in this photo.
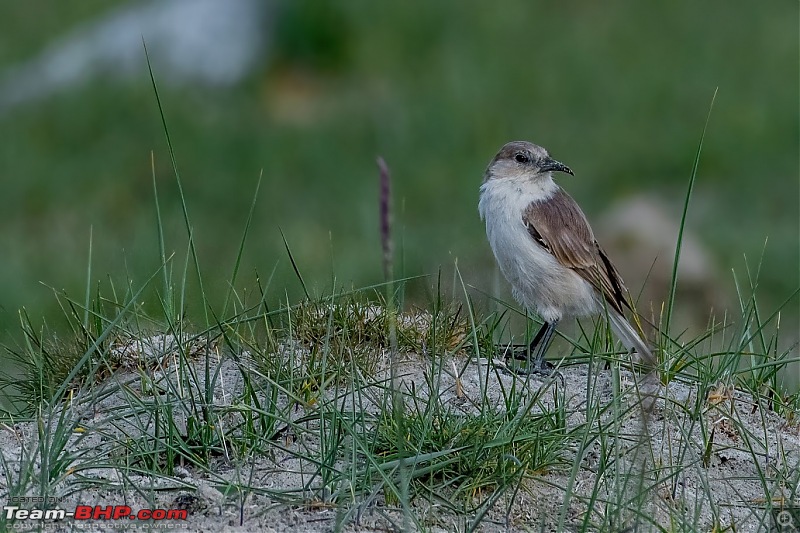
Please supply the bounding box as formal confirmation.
[497,343,553,375]
[504,357,554,375]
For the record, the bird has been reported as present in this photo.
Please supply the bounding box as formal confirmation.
[478,140,654,373]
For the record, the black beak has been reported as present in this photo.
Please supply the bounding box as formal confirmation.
[540,157,574,176]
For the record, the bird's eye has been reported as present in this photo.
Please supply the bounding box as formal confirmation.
[514,153,530,164]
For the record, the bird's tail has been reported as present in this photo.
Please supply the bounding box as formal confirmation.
[607,309,655,371]
[608,309,659,414]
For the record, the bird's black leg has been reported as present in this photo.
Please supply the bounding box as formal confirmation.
[507,321,548,361]
[527,321,549,356]
[505,319,558,374]
[528,319,558,373]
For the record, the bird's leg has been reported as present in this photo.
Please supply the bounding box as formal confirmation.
[505,319,558,374]
[527,320,558,373]
[507,321,549,360]
[527,321,550,355]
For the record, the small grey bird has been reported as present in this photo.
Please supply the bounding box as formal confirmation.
[479,140,653,373]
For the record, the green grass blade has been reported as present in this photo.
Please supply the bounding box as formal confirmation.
[82,227,93,334]
[151,150,172,319]
[279,228,310,300]
[222,172,263,317]
[665,87,718,335]
[143,39,209,325]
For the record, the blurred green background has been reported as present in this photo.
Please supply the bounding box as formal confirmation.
[0,1,797,346]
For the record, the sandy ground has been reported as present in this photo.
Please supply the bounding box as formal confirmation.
[1,336,798,532]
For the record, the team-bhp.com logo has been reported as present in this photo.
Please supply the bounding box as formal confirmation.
[4,505,188,521]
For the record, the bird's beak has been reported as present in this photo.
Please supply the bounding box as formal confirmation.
[540,157,574,176]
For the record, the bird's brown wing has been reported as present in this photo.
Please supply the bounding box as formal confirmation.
[523,188,630,315]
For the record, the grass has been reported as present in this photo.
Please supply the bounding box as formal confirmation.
[0,1,797,343]
[0,171,797,530]
[0,73,797,531]
[1,264,795,530]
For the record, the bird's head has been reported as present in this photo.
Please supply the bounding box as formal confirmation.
[483,141,573,183]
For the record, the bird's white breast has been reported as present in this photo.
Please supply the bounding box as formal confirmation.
[478,176,599,322]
